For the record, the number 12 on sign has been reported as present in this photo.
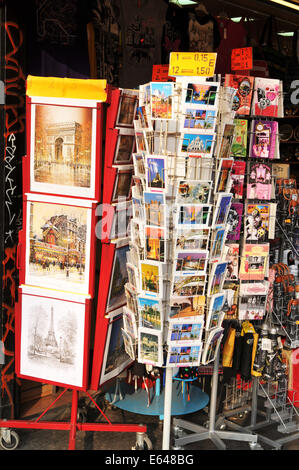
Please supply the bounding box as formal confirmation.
[169,52,217,77]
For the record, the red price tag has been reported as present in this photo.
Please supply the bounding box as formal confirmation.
[231,47,253,71]
[152,64,175,82]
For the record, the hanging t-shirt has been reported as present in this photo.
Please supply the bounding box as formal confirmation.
[119,0,168,89]
[161,4,189,64]
[188,13,221,53]
[215,18,247,75]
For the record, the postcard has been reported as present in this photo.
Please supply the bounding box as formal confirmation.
[181,108,217,132]
[230,119,248,158]
[215,158,233,193]
[139,83,151,107]
[210,225,227,260]
[138,328,163,366]
[178,131,215,157]
[167,344,202,367]
[177,203,212,229]
[167,317,204,346]
[175,249,209,275]
[176,180,212,205]
[145,226,166,263]
[126,262,139,291]
[175,228,210,251]
[212,193,232,228]
[30,100,98,199]
[132,175,145,199]
[113,129,135,165]
[145,155,167,192]
[207,261,227,296]
[106,243,130,312]
[137,296,163,331]
[224,74,254,115]
[139,259,163,298]
[144,191,165,228]
[206,293,226,331]
[217,123,235,159]
[245,203,276,241]
[109,202,132,240]
[125,283,138,316]
[223,244,239,281]
[186,157,213,181]
[239,281,269,320]
[116,89,138,127]
[247,161,272,200]
[227,202,243,241]
[150,82,174,120]
[130,219,144,251]
[201,328,223,365]
[122,306,138,339]
[239,243,269,281]
[223,282,239,320]
[249,120,278,159]
[230,160,246,199]
[133,153,146,178]
[181,80,220,108]
[171,274,206,297]
[170,295,205,320]
[121,328,136,361]
[136,105,153,131]
[251,77,280,117]
[134,128,149,154]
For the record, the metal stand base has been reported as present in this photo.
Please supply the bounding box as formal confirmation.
[172,350,258,450]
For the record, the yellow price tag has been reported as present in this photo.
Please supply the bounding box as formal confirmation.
[169,52,217,77]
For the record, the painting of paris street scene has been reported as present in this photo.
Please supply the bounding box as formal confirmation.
[32,103,95,196]
[20,295,86,387]
[26,201,90,294]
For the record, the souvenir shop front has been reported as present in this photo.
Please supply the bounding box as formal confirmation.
[0,0,299,452]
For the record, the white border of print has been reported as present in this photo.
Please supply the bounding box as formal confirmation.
[175,179,212,205]
[113,128,135,165]
[167,316,204,346]
[30,99,98,199]
[138,327,163,367]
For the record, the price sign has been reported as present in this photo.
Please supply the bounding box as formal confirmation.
[152,64,175,82]
[169,52,217,77]
[231,47,253,71]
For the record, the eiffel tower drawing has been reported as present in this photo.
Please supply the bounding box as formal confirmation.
[44,306,58,350]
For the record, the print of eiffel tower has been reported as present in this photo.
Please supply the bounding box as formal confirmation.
[44,306,58,349]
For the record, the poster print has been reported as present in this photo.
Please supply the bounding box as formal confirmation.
[138,328,163,366]
[137,297,163,331]
[150,82,173,120]
[170,295,205,320]
[145,155,167,192]
[113,129,135,165]
[167,344,202,367]
[116,89,138,127]
[100,309,132,385]
[206,293,226,331]
[30,99,98,198]
[25,197,92,295]
[176,180,212,205]
[112,168,133,203]
[19,290,87,388]
[106,243,130,313]
[167,318,204,345]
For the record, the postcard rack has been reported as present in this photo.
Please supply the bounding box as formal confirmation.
[0,77,147,450]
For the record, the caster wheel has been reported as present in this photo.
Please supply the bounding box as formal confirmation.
[173,426,184,438]
[249,442,263,450]
[0,430,20,450]
[77,408,87,423]
[132,434,153,450]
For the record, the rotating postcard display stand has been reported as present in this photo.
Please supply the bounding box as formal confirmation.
[114,71,258,450]
[0,77,146,451]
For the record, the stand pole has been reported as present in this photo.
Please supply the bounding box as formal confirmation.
[69,390,78,450]
[162,367,173,450]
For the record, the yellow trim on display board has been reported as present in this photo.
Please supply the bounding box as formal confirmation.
[26,75,107,102]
